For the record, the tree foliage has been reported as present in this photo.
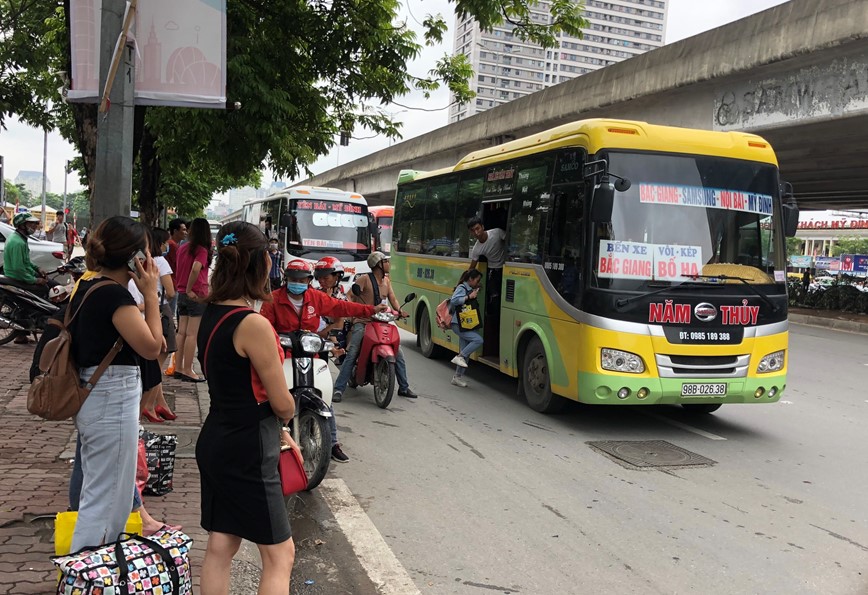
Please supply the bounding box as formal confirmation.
[830,237,868,256]
[786,237,804,257]
[2,0,587,224]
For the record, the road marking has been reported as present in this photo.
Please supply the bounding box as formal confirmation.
[642,412,727,441]
[319,479,422,595]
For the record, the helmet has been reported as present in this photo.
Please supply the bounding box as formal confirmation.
[367,251,388,269]
[13,213,39,227]
[49,284,71,303]
[314,256,345,279]
[285,259,314,279]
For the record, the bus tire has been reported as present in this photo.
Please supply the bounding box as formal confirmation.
[681,403,722,414]
[520,336,565,414]
[417,307,443,359]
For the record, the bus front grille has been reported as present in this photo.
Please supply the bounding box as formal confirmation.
[656,354,750,378]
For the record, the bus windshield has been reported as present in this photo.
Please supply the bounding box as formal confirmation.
[593,151,784,290]
[286,198,371,257]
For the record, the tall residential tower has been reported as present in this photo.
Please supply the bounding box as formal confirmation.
[450,0,669,122]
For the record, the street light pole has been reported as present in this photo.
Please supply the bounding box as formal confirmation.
[62,160,69,215]
[41,128,48,231]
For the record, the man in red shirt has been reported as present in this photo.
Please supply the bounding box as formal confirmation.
[260,259,386,463]
[165,218,187,308]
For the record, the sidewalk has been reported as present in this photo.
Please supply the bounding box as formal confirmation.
[0,343,208,593]
[789,307,868,334]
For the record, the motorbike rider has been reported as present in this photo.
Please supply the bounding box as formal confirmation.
[332,251,419,402]
[314,256,350,362]
[259,259,387,464]
[3,213,59,343]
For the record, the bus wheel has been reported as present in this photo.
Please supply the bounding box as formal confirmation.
[417,308,442,359]
[521,337,565,413]
[682,403,722,414]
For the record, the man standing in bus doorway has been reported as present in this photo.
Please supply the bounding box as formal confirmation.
[333,251,419,402]
[267,238,284,290]
[467,216,506,354]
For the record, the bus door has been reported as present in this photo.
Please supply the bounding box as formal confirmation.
[545,185,585,309]
[480,198,510,358]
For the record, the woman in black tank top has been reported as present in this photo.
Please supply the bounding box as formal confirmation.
[195,222,297,592]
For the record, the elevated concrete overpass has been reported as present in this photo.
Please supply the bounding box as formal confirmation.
[304,0,868,211]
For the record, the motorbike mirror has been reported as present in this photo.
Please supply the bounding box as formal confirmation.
[403,292,416,304]
[351,283,362,296]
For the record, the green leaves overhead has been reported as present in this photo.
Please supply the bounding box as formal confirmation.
[2,0,585,220]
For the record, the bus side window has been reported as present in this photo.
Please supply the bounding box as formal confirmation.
[394,184,425,254]
[456,174,483,258]
[424,179,458,255]
[507,159,551,264]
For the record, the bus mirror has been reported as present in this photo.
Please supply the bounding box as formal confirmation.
[279,214,293,229]
[782,202,799,237]
[591,183,615,223]
[614,177,631,192]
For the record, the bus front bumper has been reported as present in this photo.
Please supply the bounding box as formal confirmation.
[576,372,786,405]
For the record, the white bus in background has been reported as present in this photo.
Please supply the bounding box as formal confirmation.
[242,186,374,286]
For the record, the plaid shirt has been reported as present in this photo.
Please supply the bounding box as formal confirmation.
[268,250,284,279]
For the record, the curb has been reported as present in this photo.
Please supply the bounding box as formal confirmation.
[789,313,868,335]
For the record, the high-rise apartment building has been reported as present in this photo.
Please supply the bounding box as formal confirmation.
[449,0,668,122]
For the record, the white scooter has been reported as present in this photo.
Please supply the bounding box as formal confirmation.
[278,330,335,491]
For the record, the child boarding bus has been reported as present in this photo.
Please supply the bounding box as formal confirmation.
[368,205,394,255]
[389,119,799,414]
[242,186,373,287]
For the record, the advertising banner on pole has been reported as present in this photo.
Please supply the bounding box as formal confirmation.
[840,254,868,274]
[788,255,813,268]
[69,0,226,108]
[814,256,841,271]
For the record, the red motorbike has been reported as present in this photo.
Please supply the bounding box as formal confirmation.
[348,288,415,409]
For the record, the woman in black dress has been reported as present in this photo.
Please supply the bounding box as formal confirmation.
[196,221,297,594]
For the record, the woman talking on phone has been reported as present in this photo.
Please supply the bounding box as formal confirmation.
[70,216,164,551]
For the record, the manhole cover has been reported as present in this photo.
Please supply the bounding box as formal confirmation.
[587,440,716,468]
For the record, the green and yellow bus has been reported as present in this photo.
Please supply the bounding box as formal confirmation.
[389,119,799,413]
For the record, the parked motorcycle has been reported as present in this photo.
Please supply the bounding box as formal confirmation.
[347,288,416,409]
[0,257,85,345]
[279,330,335,491]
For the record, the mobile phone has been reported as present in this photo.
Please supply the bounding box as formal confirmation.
[127,250,146,277]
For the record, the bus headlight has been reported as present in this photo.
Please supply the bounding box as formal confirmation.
[757,350,785,373]
[601,348,645,374]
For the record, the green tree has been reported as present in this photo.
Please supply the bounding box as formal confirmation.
[786,237,804,257]
[2,0,587,225]
[2,179,29,205]
[830,237,868,256]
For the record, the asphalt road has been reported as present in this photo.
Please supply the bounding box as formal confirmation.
[284,324,868,595]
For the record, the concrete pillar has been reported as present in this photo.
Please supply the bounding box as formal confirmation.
[92,0,135,226]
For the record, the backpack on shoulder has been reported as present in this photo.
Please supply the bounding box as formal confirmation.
[27,281,123,421]
[435,299,452,330]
